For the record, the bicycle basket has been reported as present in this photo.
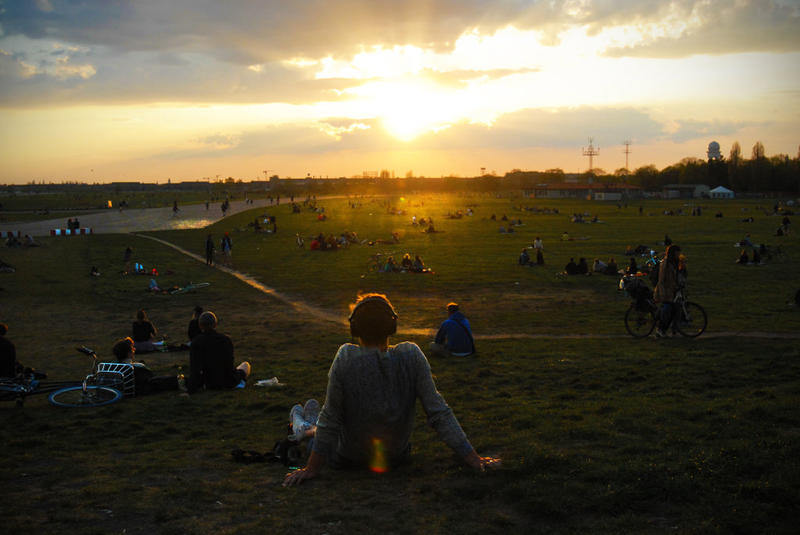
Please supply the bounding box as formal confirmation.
[95,363,135,397]
[623,277,652,302]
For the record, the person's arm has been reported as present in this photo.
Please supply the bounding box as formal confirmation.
[282,449,326,486]
[413,348,501,470]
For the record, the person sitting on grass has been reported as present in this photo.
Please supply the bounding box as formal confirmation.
[132,309,163,352]
[736,249,749,265]
[412,255,426,273]
[383,256,398,272]
[626,257,638,275]
[282,293,499,486]
[187,311,251,394]
[577,257,589,275]
[519,248,531,266]
[564,258,579,275]
[0,323,22,378]
[592,258,607,273]
[430,302,476,357]
[401,254,413,270]
[111,337,182,395]
[604,257,619,276]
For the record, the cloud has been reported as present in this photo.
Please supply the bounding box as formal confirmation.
[4,1,794,66]
[155,106,666,161]
[404,107,666,151]
[0,41,359,106]
[666,118,762,144]
[601,0,800,58]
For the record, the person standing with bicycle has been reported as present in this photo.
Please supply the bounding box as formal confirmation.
[653,244,680,338]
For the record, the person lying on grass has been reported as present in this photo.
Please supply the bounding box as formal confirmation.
[282,293,499,487]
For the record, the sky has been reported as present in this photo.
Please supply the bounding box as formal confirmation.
[0,0,799,184]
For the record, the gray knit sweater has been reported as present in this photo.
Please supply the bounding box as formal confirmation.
[313,342,473,466]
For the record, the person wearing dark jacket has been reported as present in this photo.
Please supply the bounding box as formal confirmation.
[187,311,250,393]
[187,306,203,344]
[0,323,22,378]
[430,303,476,357]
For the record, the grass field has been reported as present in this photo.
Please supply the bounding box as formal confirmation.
[1,193,798,534]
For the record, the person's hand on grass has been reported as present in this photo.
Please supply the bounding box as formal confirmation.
[463,450,502,472]
[282,467,318,487]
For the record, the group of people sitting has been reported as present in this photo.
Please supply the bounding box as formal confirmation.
[563,257,590,275]
[382,253,429,273]
[591,257,620,275]
[116,307,251,395]
[736,248,763,265]
[518,248,544,266]
[5,293,495,485]
[5,234,38,248]
[570,213,601,223]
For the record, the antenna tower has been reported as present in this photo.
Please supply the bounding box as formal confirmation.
[582,137,599,171]
[623,140,632,170]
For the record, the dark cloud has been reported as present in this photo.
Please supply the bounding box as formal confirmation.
[5,1,793,65]
[1,1,797,106]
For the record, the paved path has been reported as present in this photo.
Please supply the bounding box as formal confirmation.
[4,199,269,237]
[135,233,800,341]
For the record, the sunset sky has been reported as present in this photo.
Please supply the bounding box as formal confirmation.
[1,0,799,184]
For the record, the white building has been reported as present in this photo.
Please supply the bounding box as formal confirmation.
[710,186,735,199]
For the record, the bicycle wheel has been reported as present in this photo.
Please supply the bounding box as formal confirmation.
[624,304,656,338]
[48,385,123,408]
[675,301,707,338]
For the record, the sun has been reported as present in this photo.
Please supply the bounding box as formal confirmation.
[366,79,455,142]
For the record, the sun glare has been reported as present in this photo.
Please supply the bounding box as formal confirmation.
[360,79,458,141]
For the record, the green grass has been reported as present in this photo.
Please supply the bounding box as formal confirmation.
[0,193,798,534]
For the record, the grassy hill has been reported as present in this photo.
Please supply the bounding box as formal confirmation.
[0,193,798,534]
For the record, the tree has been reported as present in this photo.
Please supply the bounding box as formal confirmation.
[729,141,741,166]
[751,141,765,160]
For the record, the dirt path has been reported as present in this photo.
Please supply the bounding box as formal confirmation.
[135,233,800,341]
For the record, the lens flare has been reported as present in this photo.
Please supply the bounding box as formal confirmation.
[369,438,388,473]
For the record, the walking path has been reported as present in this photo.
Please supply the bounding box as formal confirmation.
[6,199,266,237]
[134,233,800,341]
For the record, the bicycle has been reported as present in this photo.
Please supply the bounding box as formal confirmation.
[0,346,126,407]
[621,276,707,338]
[169,281,210,295]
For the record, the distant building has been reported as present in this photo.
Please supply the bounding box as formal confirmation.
[707,141,722,161]
[527,182,642,200]
[710,186,735,199]
[662,184,710,199]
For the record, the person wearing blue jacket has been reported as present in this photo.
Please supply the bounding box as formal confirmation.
[430,303,475,357]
